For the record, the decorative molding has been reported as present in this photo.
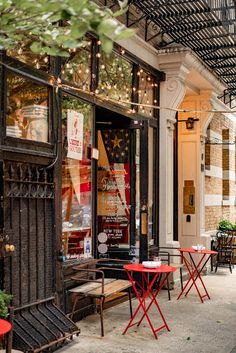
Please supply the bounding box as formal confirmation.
[167,119,175,131]
[157,48,226,95]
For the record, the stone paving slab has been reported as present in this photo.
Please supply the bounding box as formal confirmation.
[58,268,236,353]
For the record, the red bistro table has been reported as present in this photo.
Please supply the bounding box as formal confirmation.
[177,248,217,303]
[123,263,176,339]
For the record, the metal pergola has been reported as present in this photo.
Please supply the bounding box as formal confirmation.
[103,0,236,108]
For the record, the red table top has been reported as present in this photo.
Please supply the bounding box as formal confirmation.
[0,319,12,335]
[124,263,176,273]
[178,248,217,255]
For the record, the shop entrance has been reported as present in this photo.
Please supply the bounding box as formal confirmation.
[95,107,158,261]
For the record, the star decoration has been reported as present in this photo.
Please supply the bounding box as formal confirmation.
[112,135,122,148]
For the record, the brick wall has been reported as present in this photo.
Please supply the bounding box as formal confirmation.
[205,113,236,231]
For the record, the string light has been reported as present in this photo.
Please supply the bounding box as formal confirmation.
[120,48,125,55]
[17,48,23,55]
[97,40,101,45]
[96,53,101,58]
[36,62,40,69]
[101,64,105,69]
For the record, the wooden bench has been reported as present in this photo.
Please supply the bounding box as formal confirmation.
[70,266,133,336]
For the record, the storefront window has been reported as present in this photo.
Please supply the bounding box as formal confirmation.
[138,69,157,117]
[7,48,49,71]
[98,51,133,104]
[62,96,92,260]
[6,72,49,142]
[61,46,91,92]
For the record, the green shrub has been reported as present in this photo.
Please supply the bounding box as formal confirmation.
[218,219,234,230]
[0,290,12,318]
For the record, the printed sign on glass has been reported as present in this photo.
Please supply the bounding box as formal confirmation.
[67,110,84,160]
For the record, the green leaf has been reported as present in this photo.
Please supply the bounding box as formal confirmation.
[98,18,118,36]
[118,0,128,9]
[70,21,88,38]
[30,41,42,53]
[101,36,113,54]
[115,28,135,40]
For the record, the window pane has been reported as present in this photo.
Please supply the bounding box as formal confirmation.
[61,46,91,92]
[98,51,133,104]
[138,69,158,117]
[6,72,49,142]
[7,48,49,71]
[62,96,92,260]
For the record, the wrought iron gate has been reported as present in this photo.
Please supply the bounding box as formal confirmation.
[1,160,55,308]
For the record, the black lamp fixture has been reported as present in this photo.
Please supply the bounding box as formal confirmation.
[178,117,199,130]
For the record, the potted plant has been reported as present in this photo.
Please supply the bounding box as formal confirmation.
[218,219,236,231]
[0,290,12,319]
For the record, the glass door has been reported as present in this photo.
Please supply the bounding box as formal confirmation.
[96,108,138,258]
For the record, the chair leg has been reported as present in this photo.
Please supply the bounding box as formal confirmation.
[128,288,133,318]
[70,295,79,321]
[180,268,183,291]
[215,264,218,273]
[166,276,171,301]
[99,297,105,337]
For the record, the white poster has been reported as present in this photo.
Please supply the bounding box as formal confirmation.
[84,237,92,258]
[67,110,84,160]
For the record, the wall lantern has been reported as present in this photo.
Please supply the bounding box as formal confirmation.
[178,117,199,130]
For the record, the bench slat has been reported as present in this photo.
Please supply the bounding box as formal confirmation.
[89,280,132,298]
[69,278,116,294]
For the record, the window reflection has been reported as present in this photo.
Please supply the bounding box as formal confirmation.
[98,51,133,104]
[7,48,49,71]
[138,69,157,117]
[6,72,49,142]
[61,46,91,92]
[62,96,92,260]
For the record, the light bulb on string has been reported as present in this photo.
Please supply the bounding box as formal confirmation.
[44,57,48,63]
[96,53,101,58]
[17,47,23,55]
[36,62,40,69]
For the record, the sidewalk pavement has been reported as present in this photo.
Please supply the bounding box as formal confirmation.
[58,268,236,353]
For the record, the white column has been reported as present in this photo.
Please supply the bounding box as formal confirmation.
[159,71,187,249]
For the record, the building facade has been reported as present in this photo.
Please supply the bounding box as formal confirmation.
[1,3,236,345]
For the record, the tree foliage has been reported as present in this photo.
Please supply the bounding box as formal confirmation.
[0,0,134,56]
